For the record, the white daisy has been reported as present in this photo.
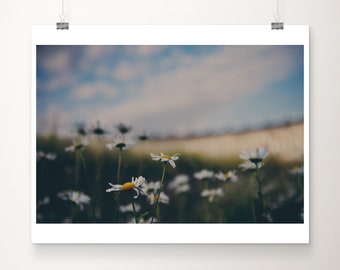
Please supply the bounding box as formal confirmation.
[167,174,190,194]
[201,188,224,202]
[147,191,170,205]
[239,160,263,171]
[65,137,88,152]
[150,152,180,168]
[57,190,91,211]
[106,135,135,150]
[119,203,141,213]
[194,169,214,180]
[289,166,304,176]
[215,170,238,182]
[37,151,57,161]
[128,217,156,223]
[240,147,269,164]
[106,176,147,198]
[146,181,161,193]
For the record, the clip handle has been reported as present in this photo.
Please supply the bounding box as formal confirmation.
[271,0,284,30]
[56,0,69,30]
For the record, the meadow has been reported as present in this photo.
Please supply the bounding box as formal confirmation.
[36,122,304,224]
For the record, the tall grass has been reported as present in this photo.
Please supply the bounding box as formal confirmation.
[36,134,303,224]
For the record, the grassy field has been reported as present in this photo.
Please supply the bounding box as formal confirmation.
[36,122,304,224]
[131,122,303,162]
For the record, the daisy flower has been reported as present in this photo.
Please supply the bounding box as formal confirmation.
[289,166,304,176]
[201,188,224,202]
[106,135,135,150]
[128,217,156,223]
[65,137,88,152]
[116,122,132,134]
[240,147,269,164]
[75,122,87,136]
[150,153,180,168]
[167,174,190,194]
[106,176,147,198]
[37,151,57,161]
[239,160,263,171]
[194,169,214,180]
[215,170,238,182]
[138,131,149,142]
[146,181,161,193]
[57,190,91,211]
[147,191,170,205]
[90,121,106,136]
[119,203,141,213]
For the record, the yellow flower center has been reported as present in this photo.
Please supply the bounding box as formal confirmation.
[121,182,135,191]
[162,154,171,159]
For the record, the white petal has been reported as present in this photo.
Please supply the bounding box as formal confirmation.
[240,149,251,160]
[171,155,180,161]
[168,159,176,168]
[150,153,161,160]
[106,143,114,150]
[133,188,139,198]
[106,184,122,192]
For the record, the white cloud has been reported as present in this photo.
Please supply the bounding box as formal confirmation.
[37,45,302,137]
[124,45,165,57]
[40,50,73,73]
[99,46,295,135]
[72,81,118,100]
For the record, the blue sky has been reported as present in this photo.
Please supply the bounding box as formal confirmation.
[36,45,304,137]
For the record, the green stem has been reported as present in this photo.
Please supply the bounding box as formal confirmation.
[117,148,122,183]
[255,163,265,219]
[151,163,166,223]
[75,151,80,189]
[79,151,88,178]
[130,192,138,223]
[250,177,256,222]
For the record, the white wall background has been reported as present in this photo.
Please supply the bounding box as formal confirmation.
[1,0,339,269]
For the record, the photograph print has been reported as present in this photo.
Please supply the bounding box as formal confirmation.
[36,44,305,225]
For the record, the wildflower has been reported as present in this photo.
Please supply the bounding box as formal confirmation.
[119,203,141,213]
[146,181,161,193]
[167,174,190,194]
[201,188,224,202]
[37,151,57,161]
[57,190,91,211]
[75,122,87,136]
[150,153,180,168]
[116,122,132,134]
[240,147,269,164]
[128,217,155,223]
[194,169,214,180]
[138,132,149,142]
[299,209,304,221]
[37,196,50,206]
[90,121,106,136]
[215,170,238,182]
[147,191,170,205]
[65,137,88,152]
[106,176,147,198]
[106,135,135,150]
[239,160,263,171]
[289,166,304,176]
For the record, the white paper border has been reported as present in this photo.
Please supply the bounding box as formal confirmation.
[31,25,309,244]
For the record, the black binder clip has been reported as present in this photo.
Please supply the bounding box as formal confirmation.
[56,14,69,30]
[57,22,69,30]
[271,21,284,30]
